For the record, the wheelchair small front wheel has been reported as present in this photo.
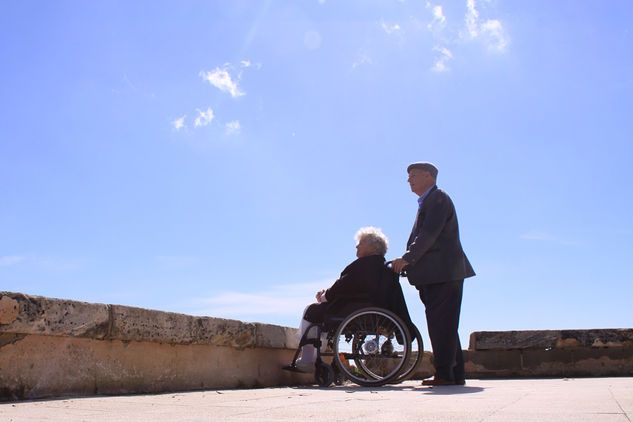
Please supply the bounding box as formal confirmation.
[315,361,335,387]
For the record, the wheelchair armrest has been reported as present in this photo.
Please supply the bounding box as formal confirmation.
[323,316,345,332]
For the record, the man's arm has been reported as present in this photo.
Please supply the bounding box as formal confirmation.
[395,192,452,271]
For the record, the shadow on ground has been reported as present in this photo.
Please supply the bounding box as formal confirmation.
[292,384,485,394]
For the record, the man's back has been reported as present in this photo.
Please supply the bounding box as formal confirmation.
[405,187,475,286]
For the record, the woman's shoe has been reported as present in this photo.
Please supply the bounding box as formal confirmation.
[282,362,313,373]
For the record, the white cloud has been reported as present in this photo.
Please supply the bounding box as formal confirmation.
[199,68,245,98]
[225,120,241,135]
[172,61,259,134]
[520,231,581,246]
[194,293,305,317]
[239,60,262,70]
[481,19,509,52]
[194,108,214,127]
[521,231,557,242]
[189,280,331,320]
[381,21,401,35]
[427,5,446,32]
[171,115,186,131]
[0,255,86,271]
[423,0,509,73]
[352,52,373,69]
[155,255,198,268]
[0,255,25,267]
[465,0,480,38]
[432,46,453,72]
[462,0,510,51]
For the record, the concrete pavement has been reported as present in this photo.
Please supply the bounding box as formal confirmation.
[1,377,632,421]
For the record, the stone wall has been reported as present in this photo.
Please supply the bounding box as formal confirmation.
[3,291,632,401]
[467,329,633,378]
[0,292,313,401]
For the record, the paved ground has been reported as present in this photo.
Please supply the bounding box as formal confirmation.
[1,378,632,422]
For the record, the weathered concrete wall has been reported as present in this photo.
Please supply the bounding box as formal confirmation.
[4,291,632,401]
[466,329,633,378]
[470,329,633,350]
[0,292,312,401]
[0,293,288,348]
[0,334,305,400]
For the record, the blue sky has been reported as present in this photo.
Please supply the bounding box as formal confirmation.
[2,0,632,348]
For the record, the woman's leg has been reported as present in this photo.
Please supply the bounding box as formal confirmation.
[296,303,327,365]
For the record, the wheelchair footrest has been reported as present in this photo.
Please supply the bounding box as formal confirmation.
[282,364,313,374]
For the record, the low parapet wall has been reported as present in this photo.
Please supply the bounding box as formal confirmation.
[466,329,633,378]
[3,291,632,401]
[0,292,314,401]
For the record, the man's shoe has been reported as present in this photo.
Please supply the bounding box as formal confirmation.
[282,362,313,374]
[422,377,457,386]
[454,379,466,385]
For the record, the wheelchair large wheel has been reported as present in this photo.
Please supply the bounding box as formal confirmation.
[333,307,411,387]
[391,323,423,383]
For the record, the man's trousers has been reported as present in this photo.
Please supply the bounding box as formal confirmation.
[417,279,465,381]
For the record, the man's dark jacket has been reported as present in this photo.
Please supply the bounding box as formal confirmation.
[403,186,475,286]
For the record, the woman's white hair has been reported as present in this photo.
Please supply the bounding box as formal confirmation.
[355,226,389,256]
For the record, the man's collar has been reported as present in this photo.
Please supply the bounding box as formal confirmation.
[417,184,436,207]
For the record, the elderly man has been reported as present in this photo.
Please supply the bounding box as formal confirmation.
[392,162,475,386]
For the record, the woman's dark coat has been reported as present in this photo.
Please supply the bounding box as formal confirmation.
[304,255,414,333]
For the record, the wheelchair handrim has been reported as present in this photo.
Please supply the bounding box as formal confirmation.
[333,308,411,386]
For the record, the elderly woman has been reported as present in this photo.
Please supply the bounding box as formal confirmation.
[284,226,390,373]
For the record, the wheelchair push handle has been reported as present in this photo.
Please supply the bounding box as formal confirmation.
[385,261,408,277]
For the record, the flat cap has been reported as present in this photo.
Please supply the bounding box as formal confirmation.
[406,162,438,177]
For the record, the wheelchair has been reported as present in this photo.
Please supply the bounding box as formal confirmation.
[287,306,423,387]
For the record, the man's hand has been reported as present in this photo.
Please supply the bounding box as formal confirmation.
[392,257,410,274]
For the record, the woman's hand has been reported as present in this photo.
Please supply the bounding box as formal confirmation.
[316,289,327,303]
